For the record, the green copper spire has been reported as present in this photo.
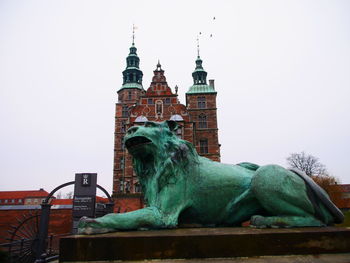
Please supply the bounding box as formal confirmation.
[192,56,208,85]
[187,55,216,94]
[120,34,143,91]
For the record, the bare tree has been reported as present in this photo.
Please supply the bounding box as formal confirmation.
[56,191,62,199]
[65,191,73,199]
[286,151,327,177]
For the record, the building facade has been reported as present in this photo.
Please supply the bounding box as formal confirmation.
[0,189,50,206]
[112,42,220,198]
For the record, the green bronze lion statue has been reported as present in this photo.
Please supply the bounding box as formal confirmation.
[78,121,343,234]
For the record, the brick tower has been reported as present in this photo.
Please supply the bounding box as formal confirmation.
[186,55,221,162]
[113,42,220,211]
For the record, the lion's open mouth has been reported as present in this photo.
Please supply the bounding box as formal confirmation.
[125,136,152,149]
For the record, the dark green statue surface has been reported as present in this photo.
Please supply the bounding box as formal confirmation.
[78,121,343,234]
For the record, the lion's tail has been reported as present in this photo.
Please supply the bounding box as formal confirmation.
[290,168,344,224]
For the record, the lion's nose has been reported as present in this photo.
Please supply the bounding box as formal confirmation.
[127,126,139,135]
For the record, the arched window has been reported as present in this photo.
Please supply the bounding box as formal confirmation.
[156,100,163,115]
[122,105,129,117]
[128,91,132,100]
[198,114,207,128]
[199,139,208,154]
[197,96,206,108]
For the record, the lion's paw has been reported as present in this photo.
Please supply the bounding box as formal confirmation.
[250,215,267,228]
[77,216,116,235]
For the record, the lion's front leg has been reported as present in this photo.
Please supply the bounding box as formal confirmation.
[78,207,165,234]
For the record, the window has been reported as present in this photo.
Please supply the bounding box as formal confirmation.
[148,98,153,104]
[165,98,171,104]
[156,100,163,115]
[125,181,131,193]
[197,96,206,108]
[18,199,22,203]
[199,139,208,154]
[121,136,124,150]
[120,157,124,169]
[121,121,126,133]
[119,179,124,192]
[11,199,15,203]
[4,199,8,204]
[198,114,207,128]
[128,91,132,100]
[122,105,129,117]
[135,183,142,193]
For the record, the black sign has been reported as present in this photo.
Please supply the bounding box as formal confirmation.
[72,195,95,218]
[72,173,97,233]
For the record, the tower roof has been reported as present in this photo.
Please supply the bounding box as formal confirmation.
[187,55,216,94]
[119,42,144,92]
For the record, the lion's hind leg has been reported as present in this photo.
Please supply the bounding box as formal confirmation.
[224,188,264,226]
[250,165,326,228]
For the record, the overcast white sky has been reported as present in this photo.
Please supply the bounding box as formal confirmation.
[1,0,349,195]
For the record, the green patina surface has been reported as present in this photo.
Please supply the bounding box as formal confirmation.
[186,84,216,94]
[120,82,143,90]
[78,121,342,234]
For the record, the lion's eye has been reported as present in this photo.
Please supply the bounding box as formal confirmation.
[144,122,157,128]
[127,126,138,134]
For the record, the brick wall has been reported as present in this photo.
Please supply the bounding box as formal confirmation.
[0,208,72,244]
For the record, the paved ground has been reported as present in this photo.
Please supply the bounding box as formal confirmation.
[60,253,350,263]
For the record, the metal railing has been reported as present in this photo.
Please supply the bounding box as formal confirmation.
[0,233,70,263]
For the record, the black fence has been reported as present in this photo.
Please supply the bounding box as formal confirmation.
[0,233,70,263]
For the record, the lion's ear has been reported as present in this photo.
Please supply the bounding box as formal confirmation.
[165,120,178,131]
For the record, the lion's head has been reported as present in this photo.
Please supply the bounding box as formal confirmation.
[124,121,198,189]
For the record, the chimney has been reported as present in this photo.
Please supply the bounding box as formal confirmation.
[209,79,215,90]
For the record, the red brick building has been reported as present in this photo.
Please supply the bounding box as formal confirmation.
[113,41,220,200]
[0,190,110,244]
[0,189,51,206]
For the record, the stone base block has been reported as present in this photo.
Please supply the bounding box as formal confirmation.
[59,227,350,262]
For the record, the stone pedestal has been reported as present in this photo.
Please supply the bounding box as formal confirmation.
[59,227,350,262]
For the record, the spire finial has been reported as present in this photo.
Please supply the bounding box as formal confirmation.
[156,59,161,70]
[196,35,200,58]
[132,24,136,45]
